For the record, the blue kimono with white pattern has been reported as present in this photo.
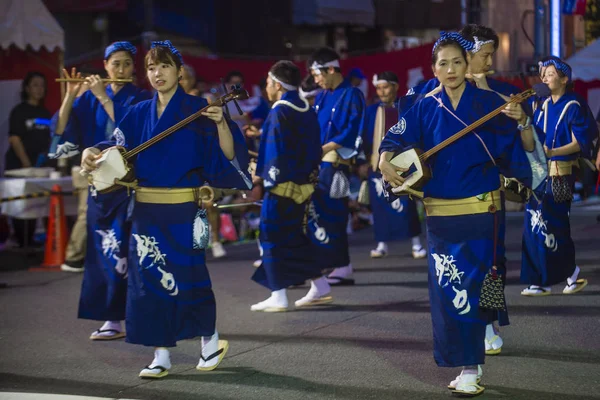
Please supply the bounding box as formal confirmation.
[395,77,542,326]
[309,79,365,270]
[50,84,151,323]
[362,101,421,242]
[522,92,598,286]
[101,86,251,347]
[381,83,528,367]
[251,91,323,290]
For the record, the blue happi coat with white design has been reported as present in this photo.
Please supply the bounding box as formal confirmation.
[363,101,421,242]
[522,91,598,287]
[60,84,150,323]
[308,79,365,270]
[252,91,324,290]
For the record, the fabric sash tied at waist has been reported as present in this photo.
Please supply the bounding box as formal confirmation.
[423,190,502,217]
[270,181,315,204]
[135,187,202,204]
[548,160,579,177]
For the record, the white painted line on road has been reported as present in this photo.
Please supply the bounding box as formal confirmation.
[0,393,142,400]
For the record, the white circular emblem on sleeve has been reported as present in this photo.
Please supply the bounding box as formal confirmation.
[390,118,406,135]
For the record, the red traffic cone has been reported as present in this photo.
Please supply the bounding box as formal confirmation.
[32,184,68,271]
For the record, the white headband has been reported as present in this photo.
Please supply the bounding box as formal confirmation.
[310,60,340,74]
[268,71,298,91]
[471,36,495,53]
[372,74,398,87]
[299,87,321,99]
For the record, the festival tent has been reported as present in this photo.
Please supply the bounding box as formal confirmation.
[0,0,64,175]
[567,39,600,118]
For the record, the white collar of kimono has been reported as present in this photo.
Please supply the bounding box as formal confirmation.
[268,72,298,91]
[299,87,321,99]
[271,94,310,113]
[372,74,398,87]
[471,36,495,53]
[310,60,340,74]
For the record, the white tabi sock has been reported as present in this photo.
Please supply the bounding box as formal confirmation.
[568,266,580,285]
[329,264,353,278]
[462,365,479,375]
[149,347,171,369]
[272,288,288,304]
[100,320,122,332]
[376,242,387,252]
[485,323,497,339]
[198,331,220,369]
[411,236,422,249]
[257,239,263,257]
[311,276,331,297]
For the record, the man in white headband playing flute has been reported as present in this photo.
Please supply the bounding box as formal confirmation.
[362,71,426,260]
[305,47,366,292]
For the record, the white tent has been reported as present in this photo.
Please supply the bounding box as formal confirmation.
[0,0,64,175]
[567,39,600,82]
[567,40,600,119]
[0,0,64,52]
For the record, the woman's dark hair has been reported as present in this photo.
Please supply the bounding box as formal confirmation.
[269,60,302,87]
[308,47,342,74]
[21,71,47,103]
[431,39,468,65]
[460,24,499,51]
[145,46,183,72]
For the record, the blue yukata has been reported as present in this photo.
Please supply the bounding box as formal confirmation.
[101,87,251,347]
[400,76,542,327]
[309,79,365,269]
[522,92,598,287]
[362,101,421,243]
[50,83,151,322]
[251,91,323,290]
[381,83,530,367]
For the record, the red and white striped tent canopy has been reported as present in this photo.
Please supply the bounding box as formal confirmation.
[0,0,64,175]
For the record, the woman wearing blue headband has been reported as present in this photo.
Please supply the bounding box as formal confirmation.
[379,34,534,397]
[521,57,598,297]
[50,41,151,342]
[80,40,251,379]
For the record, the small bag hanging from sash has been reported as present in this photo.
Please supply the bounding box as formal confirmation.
[551,162,573,203]
[480,265,506,311]
[479,194,506,311]
[192,188,210,250]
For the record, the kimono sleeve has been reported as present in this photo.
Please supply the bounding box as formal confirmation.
[49,96,85,159]
[202,118,252,190]
[379,100,424,155]
[331,88,365,159]
[361,104,377,157]
[569,103,598,159]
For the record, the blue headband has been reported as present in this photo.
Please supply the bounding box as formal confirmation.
[151,40,184,65]
[539,59,572,82]
[432,31,475,54]
[104,41,137,60]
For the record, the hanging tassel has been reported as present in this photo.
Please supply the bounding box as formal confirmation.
[480,265,506,311]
